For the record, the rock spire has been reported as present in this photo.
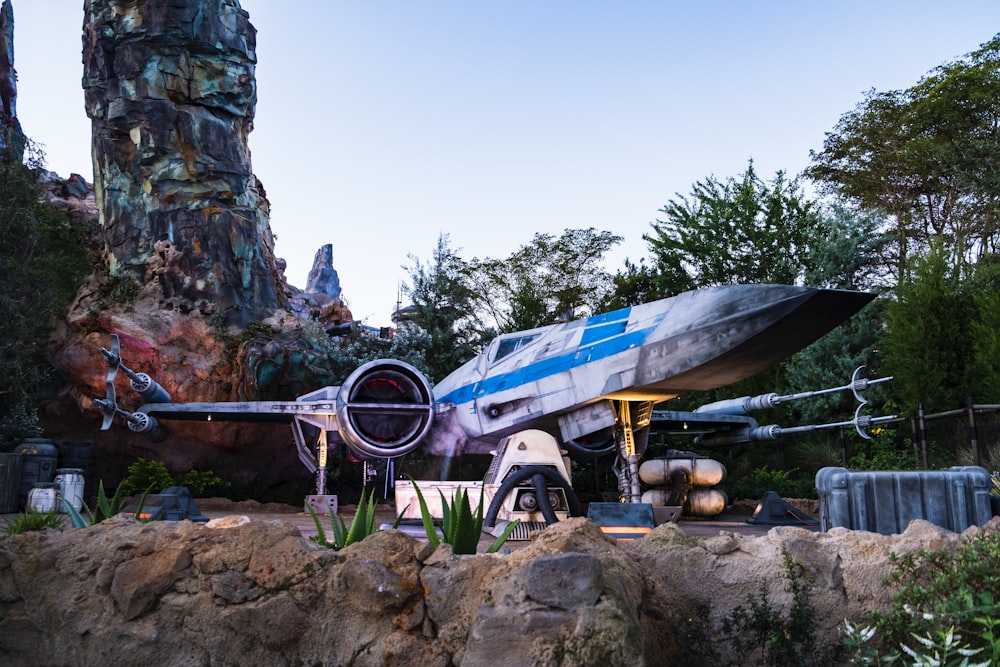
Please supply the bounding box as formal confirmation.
[82,0,284,325]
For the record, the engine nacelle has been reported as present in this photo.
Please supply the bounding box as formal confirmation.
[336,359,434,459]
[129,372,172,404]
[127,411,168,443]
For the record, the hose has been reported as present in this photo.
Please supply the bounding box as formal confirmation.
[484,465,582,529]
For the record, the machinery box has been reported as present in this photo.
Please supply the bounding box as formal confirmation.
[816,466,995,535]
[394,480,489,520]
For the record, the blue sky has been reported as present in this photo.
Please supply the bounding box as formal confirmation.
[12,1,1000,327]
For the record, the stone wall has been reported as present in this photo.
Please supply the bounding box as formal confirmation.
[1,516,991,666]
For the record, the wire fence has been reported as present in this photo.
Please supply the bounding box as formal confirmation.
[854,399,1000,473]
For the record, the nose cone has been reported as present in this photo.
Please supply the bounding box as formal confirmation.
[634,285,874,393]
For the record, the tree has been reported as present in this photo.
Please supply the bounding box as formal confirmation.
[968,253,1000,402]
[644,161,820,288]
[402,234,486,383]
[808,35,1000,278]
[803,204,891,291]
[880,244,976,413]
[467,228,622,333]
[0,132,90,449]
[604,258,677,310]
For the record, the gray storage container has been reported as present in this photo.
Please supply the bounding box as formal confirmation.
[816,466,995,535]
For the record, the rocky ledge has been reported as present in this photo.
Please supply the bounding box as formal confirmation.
[1,515,993,666]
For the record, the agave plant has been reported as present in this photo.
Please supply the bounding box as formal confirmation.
[64,481,152,528]
[407,476,519,554]
[308,487,400,550]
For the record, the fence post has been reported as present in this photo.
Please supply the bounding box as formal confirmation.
[910,410,919,464]
[839,426,847,466]
[918,402,929,468]
[967,395,981,467]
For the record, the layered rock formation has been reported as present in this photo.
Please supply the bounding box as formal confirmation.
[0,0,22,161]
[288,244,355,333]
[33,1,356,490]
[82,0,284,325]
[0,516,992,666]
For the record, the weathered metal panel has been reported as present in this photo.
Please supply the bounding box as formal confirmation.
[816,466,995,534]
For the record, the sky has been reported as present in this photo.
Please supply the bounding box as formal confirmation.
[11,2,1000,328]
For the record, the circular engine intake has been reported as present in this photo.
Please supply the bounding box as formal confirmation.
[336,359,434,459]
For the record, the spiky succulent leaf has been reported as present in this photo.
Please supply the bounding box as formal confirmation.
[63,498,89,529]
[486,519,521,554]
[407,476,440,547]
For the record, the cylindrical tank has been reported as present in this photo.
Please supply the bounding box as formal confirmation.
[685,488,729,517]
[639,457,726,487]
[27,483,60,513]
[15,438,59,510]
[54,468,85,513]
[57,442,95,498]
[641,487,729,517]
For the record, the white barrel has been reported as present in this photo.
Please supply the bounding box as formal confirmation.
[54,468,85,513]
[27,483,59,513]
[641,488,729,517]
[639,457,726,487]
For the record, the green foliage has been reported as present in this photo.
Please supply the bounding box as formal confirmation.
[314,318,432,385]
[117,458,227,498]
[645,161,820,288]
[604,258,674,310]
[844,528,1000,664]
[407,477,519,555]
[307,487,388,550]
[216,319,281,361]
[803,204,892,291]
[0,401,42,453]
[95,274,140,309]
[882,245,977,413]
[722,551,836,666]
[403,234,488,383]
[118,458,175,497]
[2,510,65,536]
[847,423,921,470]
[466,227,623,332]
[970,254,1000,403]
[809,36,1000,277]
[723,465,816,501]
[0,134,90,447]
[174,470,229,497]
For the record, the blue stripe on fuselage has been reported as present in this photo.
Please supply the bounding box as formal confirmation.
[435,307,659,406]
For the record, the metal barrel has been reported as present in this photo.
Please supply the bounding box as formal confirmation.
[14,438,58,510]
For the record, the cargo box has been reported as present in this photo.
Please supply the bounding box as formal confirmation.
[816,466,995,535]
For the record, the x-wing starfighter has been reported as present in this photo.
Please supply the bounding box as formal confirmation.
[95,283,874,500]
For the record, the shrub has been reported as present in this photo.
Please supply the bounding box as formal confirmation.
[2,510,65,536]
[119,458,227,498]
[723,465,816,501]
[174,469,229,497]
[721,551,838,665]
[843,527,1000,664]
[847,425,921,471]
[118,458,174,497]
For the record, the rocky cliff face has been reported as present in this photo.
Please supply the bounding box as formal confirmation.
[0,516,991,666]
[31,1,356,491]
[82,0,284,326]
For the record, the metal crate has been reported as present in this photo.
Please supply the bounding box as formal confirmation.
[816,466,995,534]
